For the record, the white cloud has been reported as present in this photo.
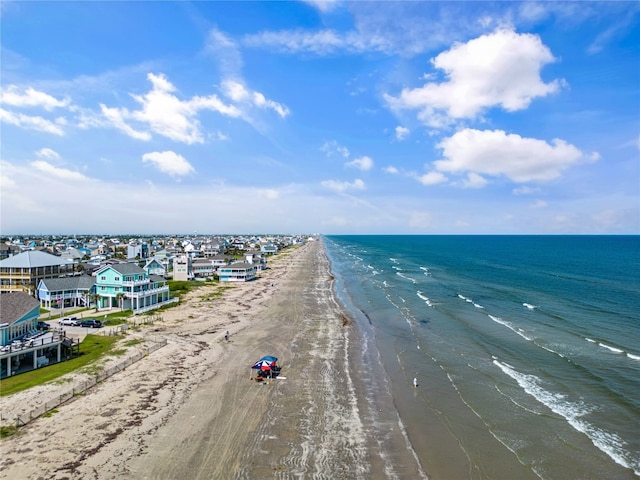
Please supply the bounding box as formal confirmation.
[461,172,488,188]
[142,151,195,177]
[513,185,541,195]
[384,166,399,174]
[321,140,350,158]
[221,80,290,118]
[259,189,280,200]
[321,178,366,192]
[36,148,60,160]
[101,73,242,144]
[0,85,70,110]
[434,128,584,182]
[302,0,341,13]
[530,199,548,208]
[384,28,563,128]
[417,171,447,185]
[243,29,393,56]
[30,161,89,181]
[408,211,433,229]
[346,155,374,171]
[205,28,243,77]
[99,104,151,141]
[0,108,65,135]
[395,126,410,140]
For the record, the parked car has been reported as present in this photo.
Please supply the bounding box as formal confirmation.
[80,319,103,328]
[37,321,51,331]
[60,316,80,326]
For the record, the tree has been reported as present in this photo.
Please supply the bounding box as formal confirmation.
[90,293,101,312]
[115,293,125,310]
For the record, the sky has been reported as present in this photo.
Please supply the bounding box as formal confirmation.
[1,1,639,235]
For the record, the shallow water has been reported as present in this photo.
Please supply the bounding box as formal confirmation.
[325,235,640,480]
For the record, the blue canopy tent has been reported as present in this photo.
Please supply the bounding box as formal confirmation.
[251,356,279,380]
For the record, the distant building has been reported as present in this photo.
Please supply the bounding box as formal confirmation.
[144,257,167,277]
[192,258,215,279]
[127,243,149,260]
[218,262,257,282]
[260,243,278,255]
[0,244,21,260]
[172,255,191,281]
[0,250,75,295]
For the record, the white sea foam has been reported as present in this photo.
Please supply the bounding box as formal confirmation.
[494,359,639,475]
[458,294,473,303]
[396,272,416,284]
[489,315,533,342]
[416,291,434,307]
[598,343,624,354]
[419,266,431,277]
[389,257,398,264]
[523,303,537,310]
[473,303,484,309]
[585,337,596,344]
[538,343,566,359]
[627,353,640,361]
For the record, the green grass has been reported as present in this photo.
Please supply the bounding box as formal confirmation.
[0,426,18,438]
[106,349,127,357]
[0,335,119,397]
[101,310,133,326]
[199,285,234,302]
[168,280,207,299]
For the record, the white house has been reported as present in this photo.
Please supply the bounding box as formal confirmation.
[218,262,257,282]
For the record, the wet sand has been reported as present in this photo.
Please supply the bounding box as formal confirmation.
[0,239,423,479]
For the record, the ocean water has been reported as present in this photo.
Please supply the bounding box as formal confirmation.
[324,235,640,480]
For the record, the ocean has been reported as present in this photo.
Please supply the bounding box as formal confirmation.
[324,235,640,480]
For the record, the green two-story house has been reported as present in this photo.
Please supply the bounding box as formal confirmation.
[94,263,177,314]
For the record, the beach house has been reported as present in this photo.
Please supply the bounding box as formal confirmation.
[218,262,258,282]
[94,263,177,314]
[0,250,76,295]
[37,275,96,310]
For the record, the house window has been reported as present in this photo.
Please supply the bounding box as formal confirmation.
[101,286,106,291]
[114,277,120,281]
[101,276,106,280]
[115,287,120,292]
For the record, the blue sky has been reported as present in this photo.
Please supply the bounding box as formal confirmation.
[1,1,638,235]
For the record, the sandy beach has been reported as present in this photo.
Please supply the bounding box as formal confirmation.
[0,239,423,480]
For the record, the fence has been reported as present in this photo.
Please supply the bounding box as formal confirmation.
[4,338,167,428]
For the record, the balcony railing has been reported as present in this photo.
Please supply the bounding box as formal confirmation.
[121,279,149,287]
[126,286,170,299]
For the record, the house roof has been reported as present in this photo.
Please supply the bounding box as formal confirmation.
[192,258,213,265]
[108,263,146,275]
[144,257,165,268]
[0,250,74,268]
[0,292,40,325]
[39,275,95,291]
[223,262,256,270]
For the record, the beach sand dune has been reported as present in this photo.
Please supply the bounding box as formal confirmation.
[0,240,423,479]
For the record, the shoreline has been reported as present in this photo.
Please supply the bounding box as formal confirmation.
[0,239,423,479]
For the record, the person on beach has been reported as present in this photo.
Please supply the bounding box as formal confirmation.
[413,377,418,388]
[224,330,229,342]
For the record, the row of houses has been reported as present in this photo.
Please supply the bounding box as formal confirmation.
[1,234,304,263]
[0,236,309,349]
